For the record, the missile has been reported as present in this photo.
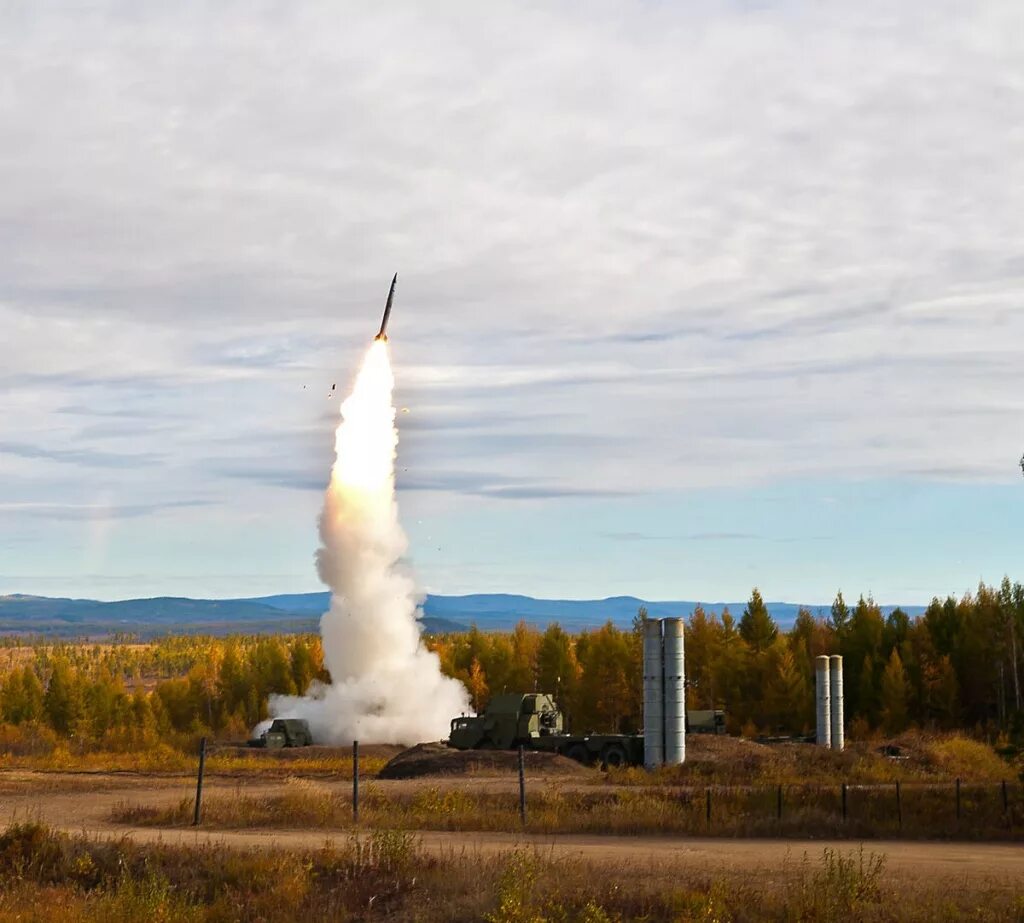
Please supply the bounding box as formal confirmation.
[375,273,398,341]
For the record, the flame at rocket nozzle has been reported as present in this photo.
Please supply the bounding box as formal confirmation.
[263,329,469,745]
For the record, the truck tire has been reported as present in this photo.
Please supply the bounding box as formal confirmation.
[565,743,590,765]
[601,744,628,769]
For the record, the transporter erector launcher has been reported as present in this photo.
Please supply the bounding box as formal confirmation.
[375,273,398,341]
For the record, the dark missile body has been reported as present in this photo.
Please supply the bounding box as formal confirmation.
[375,273,397,341]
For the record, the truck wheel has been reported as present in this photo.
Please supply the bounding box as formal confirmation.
[602,744,628,769]
[565,743,590,765]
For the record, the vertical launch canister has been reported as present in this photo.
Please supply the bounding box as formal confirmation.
[642,619,665,768]
[829,654,844,752]
[815,655,831,748]
[662,617,686,766]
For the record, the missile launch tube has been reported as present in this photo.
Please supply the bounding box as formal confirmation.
[662,618,686,766]
[643,619,664,768]
[815,655,831,748]
[829,655,844,751]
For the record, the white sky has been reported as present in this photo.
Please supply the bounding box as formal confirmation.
[2,1,1023,602]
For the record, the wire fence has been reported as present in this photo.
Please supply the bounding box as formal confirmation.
[189,738,1023,839]
[692,778,1021,838]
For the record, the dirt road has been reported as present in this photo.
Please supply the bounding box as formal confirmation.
[2,772,1021,888]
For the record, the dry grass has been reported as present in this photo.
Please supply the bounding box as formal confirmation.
[0,730,1010,787]
[0,744,389,778]
[0,822,1019,922]
[113,775,1024,841]
[608,731,1019,787]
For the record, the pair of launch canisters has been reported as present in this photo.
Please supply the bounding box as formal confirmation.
[815,654,844,750]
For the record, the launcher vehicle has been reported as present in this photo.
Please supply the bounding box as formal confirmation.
[247,718,314,749]
[447,693,643,767]
[448,693,726,767]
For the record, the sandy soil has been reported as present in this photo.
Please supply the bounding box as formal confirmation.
[0,771,1021,890]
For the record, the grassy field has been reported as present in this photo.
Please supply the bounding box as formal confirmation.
[3,725,1014,783]
[103,731,1023,841]
[0,742,392,778]
[0,822,1019,922]
[608,732,1020,786]
[113,774,1024,841]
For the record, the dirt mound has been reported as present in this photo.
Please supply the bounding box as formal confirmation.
[656,734,855,783]
[686,734,775,765]
[378,743,594,779]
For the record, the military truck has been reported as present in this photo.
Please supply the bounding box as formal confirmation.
[686,709,727,735]
[248,718,313,749]
[448,694,729,765]
[448,693,644,767]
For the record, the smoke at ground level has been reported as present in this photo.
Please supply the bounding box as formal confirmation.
[253,341,470,746]
[264,645,470,745]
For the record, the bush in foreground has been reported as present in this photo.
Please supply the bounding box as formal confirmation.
[0,822,1020,921]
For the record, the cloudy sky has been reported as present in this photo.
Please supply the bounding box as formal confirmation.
[2,1,1023,604]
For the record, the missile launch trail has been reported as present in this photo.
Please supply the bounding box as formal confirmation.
[258,274,470,745]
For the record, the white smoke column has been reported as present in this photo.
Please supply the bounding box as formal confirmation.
[266,340,470,744]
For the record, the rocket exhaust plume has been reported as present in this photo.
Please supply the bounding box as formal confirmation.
[264,338,470,744]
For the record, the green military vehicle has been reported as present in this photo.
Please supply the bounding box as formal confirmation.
[686,709,727,735]
[448,693,644,767]
[248,717,314,749]
[448,694,728,766]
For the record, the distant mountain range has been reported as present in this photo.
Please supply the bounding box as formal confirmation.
[0,592,927,639]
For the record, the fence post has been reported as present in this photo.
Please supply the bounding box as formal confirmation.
[353,740,360,824]
[956,777,961,822]
[841,783,847,822]
[1002,779,1009,816]
[706,789,712,832]
[776,784,783,821]
[896,781,902,831]
[517,746,527,826]
[192,736,207,827]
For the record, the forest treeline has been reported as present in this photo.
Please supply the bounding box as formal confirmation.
[0,578,1021,752]
[434,578,1023,739]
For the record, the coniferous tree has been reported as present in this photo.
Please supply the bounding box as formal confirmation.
[739,588,778,653]
[830,590,850,640]
[466,658,488,712]
[508,620,540,692]
[923,654,960,728]
[44,658,83,735]
[765,640,810,733]
[20,668,44,723]
[537,624,580,718]
[857,653,878,726]
[685,605,720,709]
[880,649,910,734]
[0,668,32,724]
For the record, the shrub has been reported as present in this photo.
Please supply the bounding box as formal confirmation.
[924,736,1012,781]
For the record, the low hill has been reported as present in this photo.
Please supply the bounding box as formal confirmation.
[0,591,925,639]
